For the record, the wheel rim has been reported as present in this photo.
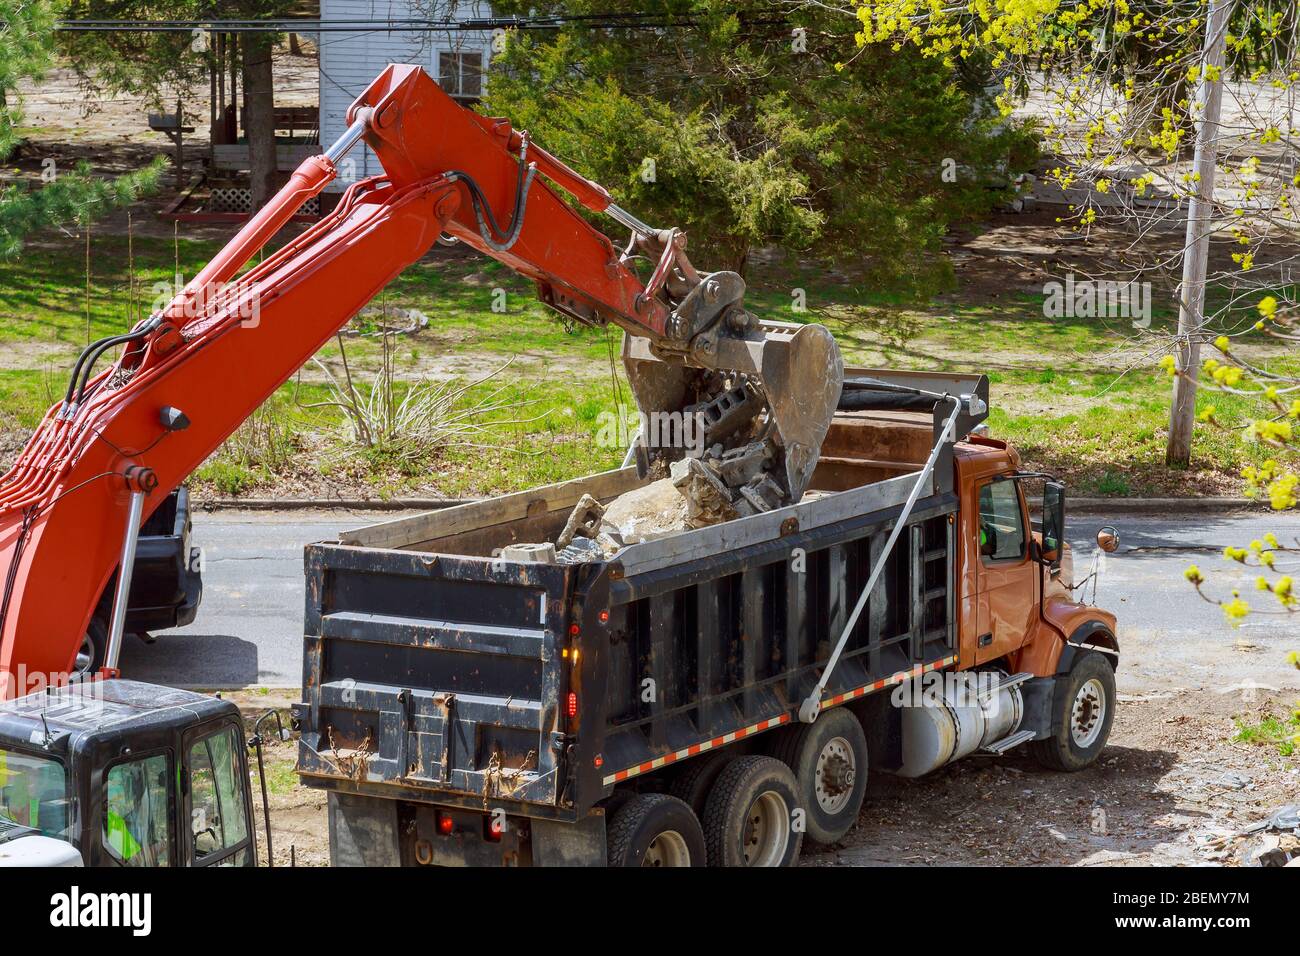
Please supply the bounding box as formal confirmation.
[642,829,691,867]
[814,736,856,815]
[72,633,95,680]
[1070,677,1106,749]
[741,791,791,867]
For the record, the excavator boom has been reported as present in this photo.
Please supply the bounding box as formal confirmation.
[0,64,841,699]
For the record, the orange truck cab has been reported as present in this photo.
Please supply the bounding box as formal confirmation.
[955,435,1118,677]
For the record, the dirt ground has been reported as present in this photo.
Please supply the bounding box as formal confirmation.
[806,690,1298,867]
[225,681,1298,868]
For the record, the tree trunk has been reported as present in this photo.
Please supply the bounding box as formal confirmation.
[241,34,278,210]
[1166,0,1231,468]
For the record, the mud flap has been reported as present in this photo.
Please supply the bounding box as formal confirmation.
[1020,676,1058,741]
[531,810,607,867]
[328,792,402,867]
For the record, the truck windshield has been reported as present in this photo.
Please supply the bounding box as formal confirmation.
[0,748,73,840]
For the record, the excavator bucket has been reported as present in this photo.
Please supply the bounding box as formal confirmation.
[622,320,844,513]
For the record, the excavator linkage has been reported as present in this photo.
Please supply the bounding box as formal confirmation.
[0,63,842,698]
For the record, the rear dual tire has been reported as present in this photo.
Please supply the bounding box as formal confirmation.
[606,793,706,867]
[703,756,803,867]
[770,707,868,846]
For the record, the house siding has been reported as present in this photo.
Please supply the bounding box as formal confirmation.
[318,0,494,189]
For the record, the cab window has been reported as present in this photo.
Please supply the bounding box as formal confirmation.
[0,748,72,840]
[978,480,1026,562]
[188,725,249,866]
[103,752,173,867]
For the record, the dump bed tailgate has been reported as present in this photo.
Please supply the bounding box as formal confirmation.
[297,545,575,809]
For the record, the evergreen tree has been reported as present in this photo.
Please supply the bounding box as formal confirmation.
[0,0,164,257]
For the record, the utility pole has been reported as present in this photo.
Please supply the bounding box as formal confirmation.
[1167,0,1233,467]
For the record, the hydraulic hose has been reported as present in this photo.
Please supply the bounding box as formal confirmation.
[444,134,536,253]
[64,316,163,411]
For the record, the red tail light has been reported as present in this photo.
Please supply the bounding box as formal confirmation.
[436,812,454,836]
[485,816,504,842]
[567,691,579,719]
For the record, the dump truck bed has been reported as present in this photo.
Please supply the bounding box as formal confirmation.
[296,368,988,820]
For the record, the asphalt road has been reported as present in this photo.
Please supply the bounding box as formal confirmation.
[120,507,1300,697]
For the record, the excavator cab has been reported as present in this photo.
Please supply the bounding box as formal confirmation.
[0,680,258,867]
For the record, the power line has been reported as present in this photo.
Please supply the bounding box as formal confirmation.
[54,13,733,34]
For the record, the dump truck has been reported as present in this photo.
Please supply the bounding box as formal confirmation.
[295,366,1121,867]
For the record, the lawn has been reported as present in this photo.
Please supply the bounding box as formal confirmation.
[0,229,1295,499]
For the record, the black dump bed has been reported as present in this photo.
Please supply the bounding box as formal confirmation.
[296,369,987,820]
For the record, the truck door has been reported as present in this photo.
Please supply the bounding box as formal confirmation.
[974,478,1038,665]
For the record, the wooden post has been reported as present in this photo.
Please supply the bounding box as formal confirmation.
[217,32,226,143]
[173,98,185,188]
[208,48,217,164]
[1166,0,1233,467]
[229,33,239,137]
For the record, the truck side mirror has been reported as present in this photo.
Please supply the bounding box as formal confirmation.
[1096,526,1119,553]
[1041,480,1066,566]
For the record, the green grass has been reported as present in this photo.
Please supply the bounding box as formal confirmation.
[1234,711,1300,757]
[2,231,1297,499]
[260,754,301,797]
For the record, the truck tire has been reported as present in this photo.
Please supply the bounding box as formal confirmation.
[72,615,108,681]
[606,793,706,867]
[769,707,867,846]
[703,755,803,867]
[668,752,733,818]
[1030,651,1116,772]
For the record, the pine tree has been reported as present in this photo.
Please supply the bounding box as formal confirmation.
[484,1,1033,290]
[0,0,165,257]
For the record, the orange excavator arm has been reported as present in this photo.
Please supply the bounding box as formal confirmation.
[0,64,841,699]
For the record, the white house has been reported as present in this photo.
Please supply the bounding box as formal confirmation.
[318,0,495,191]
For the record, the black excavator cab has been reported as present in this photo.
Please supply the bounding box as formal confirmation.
[0,680,262,867]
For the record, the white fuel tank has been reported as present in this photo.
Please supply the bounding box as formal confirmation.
[896,670,1024,778]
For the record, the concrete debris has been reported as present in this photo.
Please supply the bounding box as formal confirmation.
[556,494,606,550]
[601,477,693,544]
[506,439,807,565]
[501,542,557,564]
[556,536,606,565]
[670,458,739,527]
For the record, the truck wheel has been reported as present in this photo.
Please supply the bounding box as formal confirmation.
[606,793,706,867]
[703,755,803,867]
[72,616,108,681]
[1031,651,1116,772]
[770,708,867,846]
[668,752,733,818]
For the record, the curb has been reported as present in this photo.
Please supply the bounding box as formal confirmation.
[195,498,476,512]
[1069,497,1266,514]
[193,496,1269,515]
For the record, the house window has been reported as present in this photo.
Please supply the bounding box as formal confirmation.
[439,50,483,100]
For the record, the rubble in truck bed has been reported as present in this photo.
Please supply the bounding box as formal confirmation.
[500,453,831,565]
